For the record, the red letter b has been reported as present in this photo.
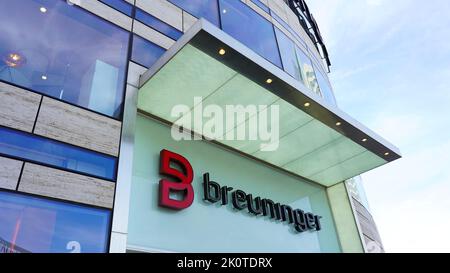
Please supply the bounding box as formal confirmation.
[158,149,194,210]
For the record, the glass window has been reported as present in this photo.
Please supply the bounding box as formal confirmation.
[168,0,220,26]
[135,8,183,41]
[314,65,337,104]
[295,46,322,97]
[0,127,117,181]
[270,10,306,48]
[99,0,134,16]
[219,0,282,68]
[270,10,291,33]
[0,0,130,118]
[274,27,301,81]
[0,191,110,253]
[251,0,270,13]
[131,35,166,68]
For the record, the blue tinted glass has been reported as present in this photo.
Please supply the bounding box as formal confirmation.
[270,10,306,48]
[251,0,270,13]
[0,191,110,253]
[219,0,282,68]
[314,65,337,104]
[270,10,291,34]
[274,27,301,81]
[0,127,116,180]
[168,0,220,26]
[295,46,321,96]
[0,0,129,118]
[135,9,183,41]
[99,0,133,16]
[131,35,166,68]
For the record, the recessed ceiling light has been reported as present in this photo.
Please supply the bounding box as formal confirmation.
[384,152,390,156]
[41,75,47,80]
[266,78,273,84]
[222,9,227,14]
[336,122,342,126]
[40,7,47,13]
[362,138,368,142]
[218,48,226,55]
[11,54,20,61]
[304,102,311,107]
[4,53,25,68]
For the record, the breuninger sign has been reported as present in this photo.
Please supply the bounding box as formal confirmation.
[158,149,322,234]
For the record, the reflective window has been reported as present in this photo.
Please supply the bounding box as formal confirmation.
[131,35,166,68]
[0,191,110,253]
[135,8,183,41]
[168,0,220,26]
[99,0,134,16]
[274,27,301,81]
[270,10,291,33]
[308,47,324,71]
[0,127,117,181]
[295,46,322,97]
[0,0,130,118]
[251,0,270,13]
[314,65,336,104]
[219,0,282,68]
[270,10,306,48]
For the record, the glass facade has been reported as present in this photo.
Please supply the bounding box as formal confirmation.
[0,0,130,118]
[314,65,337,104]
[0,0,341,254]
[131,35,166,68]
[168,0,220,26]
[295,46,322,97]
[275,27,301,81]
[271,10,293,37]
[0,191,110,253]
[251,0,270,13]
[270,10,306,48]
[135,8,183,41]
[219,0,282,68]
[99,0,133,16]
[0,127,117,180]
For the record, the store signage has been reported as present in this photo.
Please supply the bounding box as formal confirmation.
[159,149,194,209]
[158,149,322,233]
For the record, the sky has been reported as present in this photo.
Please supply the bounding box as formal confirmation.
[308,0,450,252]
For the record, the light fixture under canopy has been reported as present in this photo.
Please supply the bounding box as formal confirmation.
[138,19,401,187]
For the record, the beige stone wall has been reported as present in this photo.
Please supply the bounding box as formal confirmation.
[0,82,41,132]
[19,163,115,209]
[34,97,122,157]
[0,157,23,190]
[0,84,121,208]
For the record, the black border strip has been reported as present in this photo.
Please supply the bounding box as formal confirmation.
[15,162,25,191]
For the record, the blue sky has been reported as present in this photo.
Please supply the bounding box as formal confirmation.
[308,0,450,252]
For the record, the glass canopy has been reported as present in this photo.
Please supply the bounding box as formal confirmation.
[137,20,401,187]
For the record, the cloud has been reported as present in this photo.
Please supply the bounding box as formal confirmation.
[308,0,450,252]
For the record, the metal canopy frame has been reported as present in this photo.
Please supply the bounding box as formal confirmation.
[138,19,401,186]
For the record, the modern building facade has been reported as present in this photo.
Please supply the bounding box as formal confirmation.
[0,0,398,253]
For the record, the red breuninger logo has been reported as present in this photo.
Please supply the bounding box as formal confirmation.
[158,149,194,210]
